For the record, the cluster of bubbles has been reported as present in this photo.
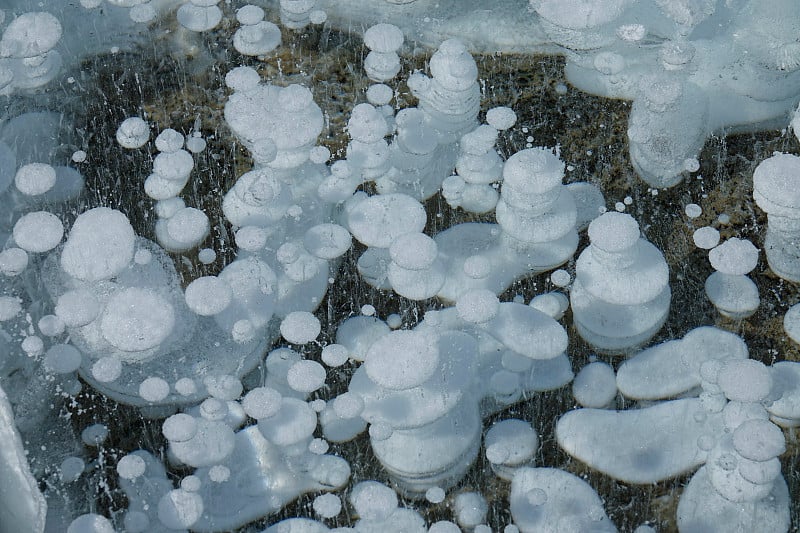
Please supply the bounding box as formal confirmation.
[0,1,799,532]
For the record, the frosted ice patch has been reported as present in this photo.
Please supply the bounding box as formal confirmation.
[61,207,136,281]
[732,419,785,462]
[717,359,772,403]
[101,288,175,353]
[321,343,349,367]
[13,211,63,253]
[708,238,758,275]
[350,481,398,521]
[486,106,517,130]
[573,361,617,408]
[0,247,28,276]
[510,467,616,533]
[346,193,426,248]
[684,203,702,218]
[303,223,352,259]
[281,311,321,344]
[454,492,487,528]
[117,454,146,480]
[364,330,440,390]
[285,360,326,394]
[67,514,115,533]
[556,398,723,483]
[139,377,170,402]
[15,163,56,196]
[456,289,499,324]
[185,276,232,316]
[313,493,341,518]
[116,117,150,149]
[0,296,22,321]
[91,356,122,383]
[550,269,570,287]
[55,289,100,327]
[43,344,82,374]
[692,226,719,249]
[163,414,198,442]
[155,128,184,153]
[588,212,639,252]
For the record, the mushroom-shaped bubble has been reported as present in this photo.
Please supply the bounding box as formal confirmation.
[346,193,426,248]
[0,12,62,58]
[717,359,773,403]
[709,238,759,275]
[350,481,398,521]
[732,419,786,462]
[184,276,232,316]
[280,311,321,344]
[61,207,136,281]
[116,117,150,149]
[15,163,56,196]
[588,211,640,253]
[100,287,175,355]
[303,223,351,259]
[572,361,617,408]
[12,211,63,253]
[364,329,440,390]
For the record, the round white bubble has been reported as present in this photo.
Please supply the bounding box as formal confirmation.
[280,312,321,344]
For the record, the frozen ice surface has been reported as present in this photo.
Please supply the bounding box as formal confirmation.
[0,383,46,533]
